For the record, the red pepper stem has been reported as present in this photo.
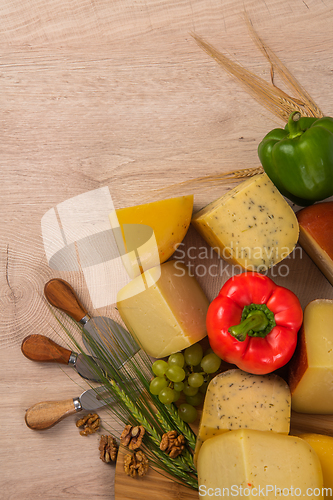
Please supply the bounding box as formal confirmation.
[287,111,303,139]
[228,310,269,342]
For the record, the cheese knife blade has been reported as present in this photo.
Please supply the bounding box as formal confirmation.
[21,334,104,383]
[25,385,120,430]
[44,278,140,369]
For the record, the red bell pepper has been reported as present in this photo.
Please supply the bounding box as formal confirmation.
[206,272,303,375]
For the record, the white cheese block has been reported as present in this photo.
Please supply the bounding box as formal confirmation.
[289,299,333,413]
[197,430,323,499]
[194,369,291,466]
[117,260,209,358]
[191,173,299,271]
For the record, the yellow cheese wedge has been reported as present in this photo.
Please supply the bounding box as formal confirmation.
[191,173,299,271]
[109,195,193,278]
[297,434,333,499]
[117,260,209,358]
[197,430,323,499]
[289,299,333,413]
[194,369,291,466]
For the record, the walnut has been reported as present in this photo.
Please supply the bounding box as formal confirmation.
[76,413,100,436]
[160,430,185,458]
[120,424,145,450]
[99,435,118,463]
[124,450,149,477]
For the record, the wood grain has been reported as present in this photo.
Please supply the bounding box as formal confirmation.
[114,412,333,500]
[115,447,199,500]
[1,1,333,499]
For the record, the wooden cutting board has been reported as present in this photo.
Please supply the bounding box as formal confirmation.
[115,447,199,500]
[114,411,333,499]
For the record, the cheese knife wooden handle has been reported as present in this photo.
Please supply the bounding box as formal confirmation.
[21,334,72,364]
[25,399,77,430]
[44,278,88,322]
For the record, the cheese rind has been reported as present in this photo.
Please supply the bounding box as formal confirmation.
[109,195,193,278]
[197,430,323,500]
[191,173,299,271]
[298,433,333,499]
[289,299,333,413]
[297,202,333,286]
[117,260,209,358]
[194,369,291,465]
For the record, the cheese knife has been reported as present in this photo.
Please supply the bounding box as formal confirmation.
[44,278,140,368]
[25,385,118,430]
[21,334,104,383]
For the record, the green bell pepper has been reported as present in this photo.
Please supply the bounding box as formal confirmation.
[258,111,333,206]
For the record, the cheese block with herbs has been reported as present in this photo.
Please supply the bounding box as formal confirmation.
[193,369,291,465]
[297,201,333,286]
[197,430,323,499]
[109,195,193,278]
[191,173,299,271]
[289,299,333,413]
[297,433,333,499]
[117,260,209,358]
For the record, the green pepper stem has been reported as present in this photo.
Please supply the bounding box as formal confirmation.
[228,310,269,342]
[287,111,303,139]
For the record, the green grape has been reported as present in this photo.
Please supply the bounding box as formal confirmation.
[201,352,222,374]
[173,381,185,392]
[182,380,198,397]
[168,352,185,367]
[184,343,203,366]
[158,387,175,404]
[166,365,186,383]
[172,390,181,403]
[188,372,204,388]
[204,347,214,356]
[185,392,204,407]
[199,378,211,394]
[178,403,198,423]
[152,360,169,377]
[149,376,168,395]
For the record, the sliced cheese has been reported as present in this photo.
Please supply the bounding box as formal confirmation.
[194,369,291,466]
[298,434,333,499]
[191,173,299,271]
[109,195,193,278]
[297,202,333,286]
[117,260,209,358]
[289,299,333,414]
[197,430,323,499]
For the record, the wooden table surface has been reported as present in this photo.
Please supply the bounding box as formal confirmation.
[1,1,333,499]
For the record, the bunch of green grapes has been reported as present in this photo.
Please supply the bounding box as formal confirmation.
[149,343,221,423]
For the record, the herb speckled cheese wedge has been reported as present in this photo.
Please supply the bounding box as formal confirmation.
[191,173,299,271]
[193,369,291,466]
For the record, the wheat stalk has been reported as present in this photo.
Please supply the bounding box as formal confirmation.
[164,403,197,450]
[244,14,323,119]
[106,378,196,476]
[191,31,321,122]
[150,21,323,197]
